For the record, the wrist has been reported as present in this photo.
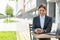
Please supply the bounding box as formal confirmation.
[44,30,46,33]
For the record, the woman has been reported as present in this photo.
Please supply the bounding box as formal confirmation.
[32,3,52,40]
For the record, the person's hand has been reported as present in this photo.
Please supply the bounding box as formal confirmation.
[35,28,41,34]
[40,29,44,33]
[35,28,44,34]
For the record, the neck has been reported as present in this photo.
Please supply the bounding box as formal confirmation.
[40,14,45,17]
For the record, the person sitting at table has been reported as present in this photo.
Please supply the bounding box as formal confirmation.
[32,3,52,40]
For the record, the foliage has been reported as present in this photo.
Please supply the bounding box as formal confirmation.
[16,0,18,2]
[4,19,17,23]
[5,5,14,17]
[0,13,4,16]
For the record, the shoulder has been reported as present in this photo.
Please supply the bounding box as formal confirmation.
[46,16,52,20]
[33,16,39,19]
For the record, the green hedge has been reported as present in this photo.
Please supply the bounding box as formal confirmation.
[4,19,17,23]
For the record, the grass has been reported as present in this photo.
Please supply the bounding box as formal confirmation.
[0,31,16,40]
[4,19,17,23]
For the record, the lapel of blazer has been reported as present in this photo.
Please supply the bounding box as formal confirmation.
[38,16,41,28]
[44,15,48,29]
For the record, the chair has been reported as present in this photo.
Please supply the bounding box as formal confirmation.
[29,24,33,40]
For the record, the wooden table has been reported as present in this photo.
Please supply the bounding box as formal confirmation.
[33,33,60,40]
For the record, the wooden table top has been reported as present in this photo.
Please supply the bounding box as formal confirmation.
[33,33,60,38]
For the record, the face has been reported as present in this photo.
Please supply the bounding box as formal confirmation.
[38,7,47,16]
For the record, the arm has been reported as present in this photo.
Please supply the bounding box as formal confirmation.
[44,17,52,33]
[32,18,36,33]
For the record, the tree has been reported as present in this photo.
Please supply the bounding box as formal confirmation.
[9,0,18,2]
[16,0,18,2]
[5,5,14,17]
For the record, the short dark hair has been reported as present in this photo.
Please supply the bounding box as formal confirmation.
[38,3,47,10]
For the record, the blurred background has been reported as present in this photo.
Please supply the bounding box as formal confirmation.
[0,0,60,40]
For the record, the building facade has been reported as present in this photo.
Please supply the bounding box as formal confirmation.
[17,0,47,19]
[47,0,60,23]
[17,0,60,23]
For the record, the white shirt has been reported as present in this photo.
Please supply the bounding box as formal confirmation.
[40,15,45,29]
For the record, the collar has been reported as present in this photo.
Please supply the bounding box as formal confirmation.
[40,15,45,18]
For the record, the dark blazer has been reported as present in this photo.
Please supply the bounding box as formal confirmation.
[32,15,52,33]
